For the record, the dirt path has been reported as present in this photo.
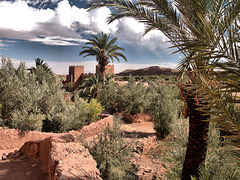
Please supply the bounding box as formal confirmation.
[0,156,48,180]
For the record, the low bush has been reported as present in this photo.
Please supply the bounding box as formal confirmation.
[166,120,240,179]
[83,118,138,180]
[98,76,147,115]
[145,83,180,139]
[11,109,45,131]
[43,98,104,132]
[86,98,104,122]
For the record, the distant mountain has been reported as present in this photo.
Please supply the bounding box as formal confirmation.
[117,66,178,76]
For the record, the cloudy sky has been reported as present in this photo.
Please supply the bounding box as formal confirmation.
[0,0,182,74]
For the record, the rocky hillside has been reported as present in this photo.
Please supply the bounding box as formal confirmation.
[117,66,178,76]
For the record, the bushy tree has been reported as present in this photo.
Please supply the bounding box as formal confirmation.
[145,83,180,139]
[0,56,104,132]
[98,76,147,115]
[0,57,45,130]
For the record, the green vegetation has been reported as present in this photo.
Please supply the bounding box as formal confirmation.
[83,118,137,180]
[116,75,177,83]
[98,76,181,138]
[89,0,240,179]
[0,56,104,132]
[79,32,127,80]
[165,119,240,180]
[145,82,180,139]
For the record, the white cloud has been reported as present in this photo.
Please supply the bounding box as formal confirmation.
[0,0,171,59]
[56,0,90,28]
[0,0,55,31]
[30,35,88,46]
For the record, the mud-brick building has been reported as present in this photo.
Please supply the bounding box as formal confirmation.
[96,64,114,75]
[65,65,114,91]
[66,66,85,91]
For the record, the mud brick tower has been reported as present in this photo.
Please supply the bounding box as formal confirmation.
[96,65,114,75]
[66,66,84,91]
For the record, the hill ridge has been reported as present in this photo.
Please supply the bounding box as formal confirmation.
[117,66,178,76]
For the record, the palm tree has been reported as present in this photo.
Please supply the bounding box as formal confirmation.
[28,58,53,74]
[79,32,127,79]
[28,58,53,84]
[89,0,240,179]
[79,74,103,100]
[79,73,116,100]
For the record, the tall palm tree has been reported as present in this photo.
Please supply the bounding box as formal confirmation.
[89,0,240,179]
[79,32,127,79]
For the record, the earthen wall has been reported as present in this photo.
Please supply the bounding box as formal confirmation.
[96,65,114,75]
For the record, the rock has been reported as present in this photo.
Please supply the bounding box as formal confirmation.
[13,150,22,158]
[20,135,102,180]
[2,153,7,160]
[7,152,14,159]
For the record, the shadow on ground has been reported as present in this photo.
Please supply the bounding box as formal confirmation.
[0,156,48,180]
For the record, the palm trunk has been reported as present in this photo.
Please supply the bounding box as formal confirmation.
[97,55,108,82]
[181,92,210,180]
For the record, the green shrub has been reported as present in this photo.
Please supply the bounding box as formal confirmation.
[11,109,45,131]
[166,117,189,178]
[86,98,104,123]
[145,83,180,138]
[98,80,119,114]
[204,123,240,180]
[167,121,240,179]
[44,98,104,132]
[83,118,137,180]
[123,77,146,115]
[98,76,147,115]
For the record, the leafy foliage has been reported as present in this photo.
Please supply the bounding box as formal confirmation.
[79,74,103,100]
[98,76,147,114]
[145,82,180,138]
[0,56,104,132]
[28,58,53,85]
[86,98,105,123]
[99,76,181,138]
[79,32,127,76]
[83,118,137,180]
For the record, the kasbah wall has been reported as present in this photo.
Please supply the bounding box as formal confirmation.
[65,65,114,91]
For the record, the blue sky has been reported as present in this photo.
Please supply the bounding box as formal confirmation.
[0,0,182,74]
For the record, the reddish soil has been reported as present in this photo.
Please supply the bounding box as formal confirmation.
[0,114,168,180]
[0,157,48,180]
